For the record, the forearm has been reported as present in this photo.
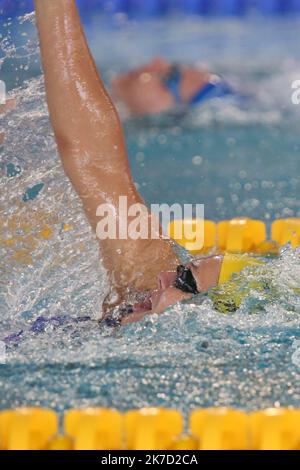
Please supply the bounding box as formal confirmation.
[34,0,139,208]
[34,0,179,296]
[35,1,108,134]
[34,0,128,174]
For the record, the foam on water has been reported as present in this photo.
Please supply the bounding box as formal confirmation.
[1,13,300,416]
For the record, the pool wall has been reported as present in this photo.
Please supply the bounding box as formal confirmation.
[2,0,300,19]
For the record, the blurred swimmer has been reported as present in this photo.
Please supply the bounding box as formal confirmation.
[111,57,233,117]
[34,0,255,326]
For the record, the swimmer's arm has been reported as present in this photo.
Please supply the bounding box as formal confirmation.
[34,0,137,228]
[34,0,178,298]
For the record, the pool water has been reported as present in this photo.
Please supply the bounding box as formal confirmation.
[1,13,300,418]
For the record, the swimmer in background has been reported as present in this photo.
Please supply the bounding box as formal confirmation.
[34,0,257,326]
[111,57,233,117]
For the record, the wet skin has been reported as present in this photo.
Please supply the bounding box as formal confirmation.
[34,0,221,323]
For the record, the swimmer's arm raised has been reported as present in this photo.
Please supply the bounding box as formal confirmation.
[34,0,178,298]
[34,0,136,227]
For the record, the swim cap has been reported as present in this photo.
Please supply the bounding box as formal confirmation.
[218,253,264,285]
[211,253,266,314]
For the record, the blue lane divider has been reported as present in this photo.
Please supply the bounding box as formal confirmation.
[284,0,300,13]
[214,0,246,15]
[175,0,211,15]
[2,0,300,18]
[1,0,32,18]
[107,0,130,13]
[129,0,168,16]
[258,0,282,14]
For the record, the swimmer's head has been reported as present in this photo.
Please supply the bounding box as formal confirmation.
[111,57,174,116]
[110,57,211,117]
[150,256,223,314]
[103,256,223,325]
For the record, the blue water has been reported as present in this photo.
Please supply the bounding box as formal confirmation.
[1,13,300,417]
